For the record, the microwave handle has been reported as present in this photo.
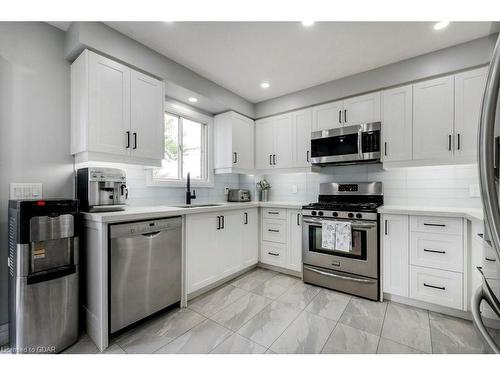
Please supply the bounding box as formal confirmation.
[357,128,363,159]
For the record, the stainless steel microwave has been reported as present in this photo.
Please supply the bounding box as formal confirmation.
[310,122,381,166]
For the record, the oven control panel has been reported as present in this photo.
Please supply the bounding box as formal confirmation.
[302,209,378,221]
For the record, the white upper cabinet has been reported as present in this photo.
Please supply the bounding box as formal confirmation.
[382,214,409,297]
[454,67,488,162]
[293,108,313,167]
[381,85,413,162]
[273,114,294,168]
[343,92,381,126]
[86,51,131,157]
[255,117,275,169]
[412,75,455,161]
[312,100,343,131]
[255,114,293,170]
[130,70,164,160]
[214,111,255,173]
[71,49,164,166]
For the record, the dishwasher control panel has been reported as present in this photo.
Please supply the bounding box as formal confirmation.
[109,217,182,238]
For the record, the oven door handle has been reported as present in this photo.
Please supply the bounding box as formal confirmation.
[303,218,377,229]
[303,266,377,284]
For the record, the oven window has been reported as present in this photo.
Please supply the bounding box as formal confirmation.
[311,134,358,158]
[308,224,367,260]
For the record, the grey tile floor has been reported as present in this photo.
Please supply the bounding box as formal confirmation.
[60,267,497,354]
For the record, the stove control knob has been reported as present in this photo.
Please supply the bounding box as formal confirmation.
[318,211,324,216]
[356,213,362,219]
[332,212,338,217]
[348,213,354,218]
[311,211,317,216]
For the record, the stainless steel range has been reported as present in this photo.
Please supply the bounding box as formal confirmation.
[302,182,383,301]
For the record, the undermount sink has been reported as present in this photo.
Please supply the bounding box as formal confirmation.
[170,204,224,208]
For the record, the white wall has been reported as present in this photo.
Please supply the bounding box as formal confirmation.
[242,164,482,209]
[0,22,74,326]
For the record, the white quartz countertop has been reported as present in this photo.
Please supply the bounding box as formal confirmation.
[378,205,484,222]
[81,201,306,223]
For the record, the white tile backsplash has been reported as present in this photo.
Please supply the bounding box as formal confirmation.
[251,164,482,209]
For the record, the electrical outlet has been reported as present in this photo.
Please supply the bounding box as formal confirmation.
[10,183,43,200]
[469,184,481,197]
[224,186,229,195]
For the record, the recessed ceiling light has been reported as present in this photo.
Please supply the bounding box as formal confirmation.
[188,97,198,103]
[433,21,450,30]
[301,21,315,27]
[260,82,270,89]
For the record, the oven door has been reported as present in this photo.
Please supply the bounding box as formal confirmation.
[302,216,379,279]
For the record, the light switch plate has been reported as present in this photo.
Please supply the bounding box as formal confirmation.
[469,184,481,197]
[10,183,43,200]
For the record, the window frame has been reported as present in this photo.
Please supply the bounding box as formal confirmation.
[146,101,214,188]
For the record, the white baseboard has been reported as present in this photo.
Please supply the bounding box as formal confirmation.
[0,323,8,346]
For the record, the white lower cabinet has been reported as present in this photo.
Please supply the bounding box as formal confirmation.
[382,213,466,311]
[186,208,258,294]
[382,214,409,297]
[260,207,302,272]
[409,265,463,309]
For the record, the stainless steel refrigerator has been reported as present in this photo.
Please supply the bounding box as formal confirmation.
[474,34,500,353]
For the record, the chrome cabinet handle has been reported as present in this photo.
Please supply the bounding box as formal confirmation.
[424,283,446,290]
[457,133,461,150]
[268,252,279,256]
[424,248,446,254]
[126,131,131,148]
[423,223,446,227]
[448,134,452,151]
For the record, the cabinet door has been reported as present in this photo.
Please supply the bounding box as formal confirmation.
[454,67,487,162]
[242,209,259,267]
[218,210,244,279]
[381,85,413,162]
[273,114,294,168]
[255,118,275,169]
[287,210,303,272]
[130,70,164,160]
[343,92,381,126]
[232,113,255,170]
[412,76,454,161]
[88,52,131,156]
[293,108,312,167]
[312,100,343,131]
[186,213,219,294]
[382,214,409,297]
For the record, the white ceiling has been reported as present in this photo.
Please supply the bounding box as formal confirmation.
[104,22,499,103]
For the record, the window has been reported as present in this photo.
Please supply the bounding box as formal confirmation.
[151,111,211,186]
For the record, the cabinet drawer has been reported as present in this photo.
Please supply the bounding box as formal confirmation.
[261,241,286,266]
[409,232,463,272]
[262,219,287,243]
[262,208,286,220]
[482,245,499,280]
[410,216,463,236]
[409,265,463,310]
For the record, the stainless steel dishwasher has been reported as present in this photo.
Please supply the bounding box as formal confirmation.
[109,217,182,334]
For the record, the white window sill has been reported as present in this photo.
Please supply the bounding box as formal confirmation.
[146,178,215,188]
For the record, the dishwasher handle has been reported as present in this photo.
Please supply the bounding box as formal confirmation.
[141,231,162,238]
